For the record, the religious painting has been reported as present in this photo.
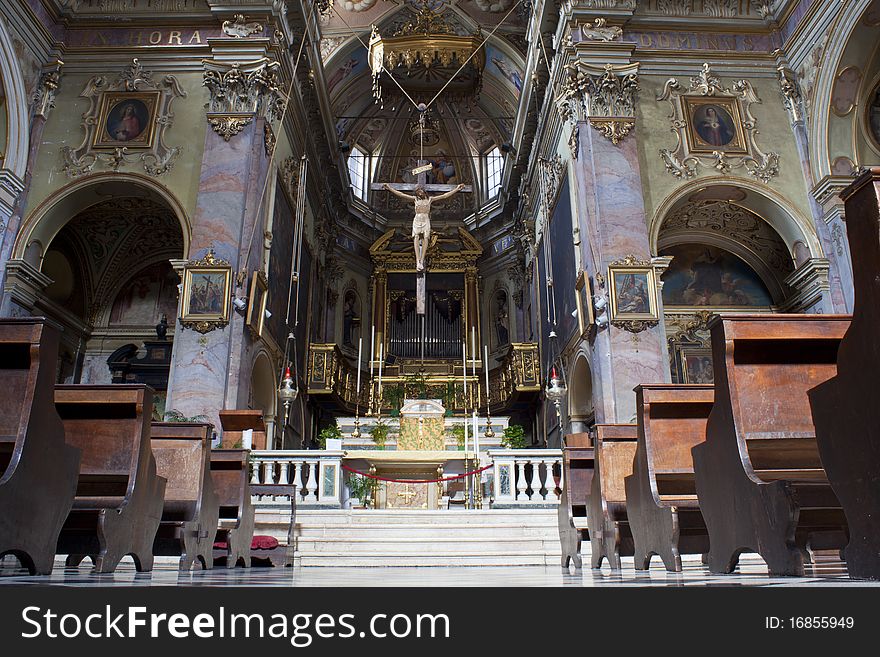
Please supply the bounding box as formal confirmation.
[608,266,659,322]
[575,271,594,337]
[486,45,523,96]
[865,79,880,150]
[681,348,714,385]
[682,96,746,154]
[92,91,160,149]
[660,244,773,308]
[246,270,269,338]
[179,251,232,334]
[109,261,179,327]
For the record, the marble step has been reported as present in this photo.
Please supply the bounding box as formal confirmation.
[298,536,562,554]
[294,552,562,567]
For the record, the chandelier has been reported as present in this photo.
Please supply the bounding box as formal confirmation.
[368,6,485,107]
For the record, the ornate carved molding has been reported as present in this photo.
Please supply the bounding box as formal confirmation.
[657,63,779,183]
[203,58,287,141]
[208,114,253,141]
[575,17,623,42]
[61,59,185,178]
[558,62,639,145]
[610,319,659,333]
[222,14,264,38]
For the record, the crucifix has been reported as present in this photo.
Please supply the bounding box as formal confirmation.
[371,166,471,314]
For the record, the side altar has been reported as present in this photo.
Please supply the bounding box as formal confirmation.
[339,399,506,509]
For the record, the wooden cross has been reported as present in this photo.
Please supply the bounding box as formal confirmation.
[371,161,472,315]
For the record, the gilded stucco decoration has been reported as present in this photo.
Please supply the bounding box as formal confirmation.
[61,59,186,178]
[558,62,639,145]
[32,60,63,120]
[657,63,780,183]
[203,58,287,142]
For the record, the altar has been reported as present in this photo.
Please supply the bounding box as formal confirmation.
[341,399,499,509]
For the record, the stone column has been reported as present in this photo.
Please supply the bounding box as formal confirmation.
[165,51,283,429]
[561,61,671,424]
[777,65,850,313]
[1,61,63,317]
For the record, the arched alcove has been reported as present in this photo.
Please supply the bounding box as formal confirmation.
[568,354,594,436]
[0,15,30,195]
[250,351,278,449]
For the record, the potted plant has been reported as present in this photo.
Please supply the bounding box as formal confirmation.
[501,424,527,449]
[369,418,389,450]
[348,473,379,509]
[317,424,343,450]
[385,384,405,417]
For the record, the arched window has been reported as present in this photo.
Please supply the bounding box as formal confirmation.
[348,146,368,201]
[485,146,503,199]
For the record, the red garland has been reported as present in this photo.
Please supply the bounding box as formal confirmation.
[341,462,494,484]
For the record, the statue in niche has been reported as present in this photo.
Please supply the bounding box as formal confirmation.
[494,290,510,348]
[382,183,465,272]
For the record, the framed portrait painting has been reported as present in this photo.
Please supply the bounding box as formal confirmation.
[92,91,160,149]
[681,347,714,384]
[180,250,232,334]
[682,96,747,155]
[575,271,594,337]
[246,270,269,338]
[608,264,659,323]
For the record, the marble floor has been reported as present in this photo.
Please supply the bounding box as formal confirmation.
[0,555,876,587]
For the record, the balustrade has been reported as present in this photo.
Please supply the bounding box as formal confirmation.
[249,451,344,507]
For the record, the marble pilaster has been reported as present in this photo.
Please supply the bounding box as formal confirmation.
[569,74,671,424]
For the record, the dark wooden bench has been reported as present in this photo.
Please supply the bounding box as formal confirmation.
[588,424,637,570]
[557,432,594,570]
[150,422,220,570]
[625,384,713,572]
[692,314,849,576]
[810,167,880,580]
[0,319,80,575]
[250,483,297,567]
[210,449,255,568]
[55,384,166,573]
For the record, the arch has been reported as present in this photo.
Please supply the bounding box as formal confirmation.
[250,350,277,448]
[567,353,593,435]
[809,0,876,182]
[0,15,30,186]
[12,172,191,266]
[649,176,823,261]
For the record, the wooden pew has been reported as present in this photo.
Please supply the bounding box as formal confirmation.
[587,424,637,570]
[557,432,594,570]
[624,384,713,572]
[150,422,220,570]
[809,167,880,580]
[692,314,849,576]
[210,449,255,568]
[0,319,80,575]
[55,384,166,573]
[250,483,297,566]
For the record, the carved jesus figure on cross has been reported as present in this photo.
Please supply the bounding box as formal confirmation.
[383,182,465,271]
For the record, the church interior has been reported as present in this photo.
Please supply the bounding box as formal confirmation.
[2,0,880,588]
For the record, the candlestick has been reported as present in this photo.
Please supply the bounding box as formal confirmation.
[356,337,363,406]
[377,343,383,416]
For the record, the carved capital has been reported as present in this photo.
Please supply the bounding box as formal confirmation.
[559,62,639,145]
[203,58,287,140]
[32,60,64,119]
[777,65,804,125]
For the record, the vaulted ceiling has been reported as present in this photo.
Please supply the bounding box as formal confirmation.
[318,0,528,224]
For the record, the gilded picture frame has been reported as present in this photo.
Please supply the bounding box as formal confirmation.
[180,250,232,334]
[246,270,269,338]
[682,96,748,155]
[680,347,714,384]
[575,271,594,337]
[92,90,161,150]
[607,264,659,323]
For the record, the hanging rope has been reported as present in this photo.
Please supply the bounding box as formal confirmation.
[342,462,494,484]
